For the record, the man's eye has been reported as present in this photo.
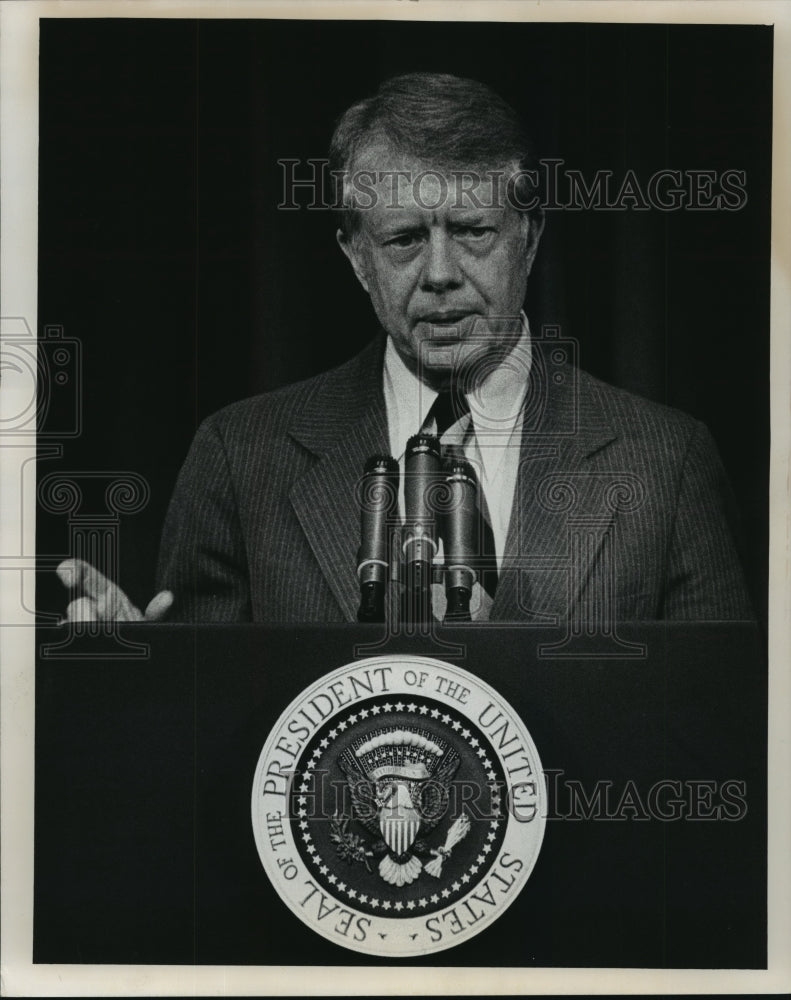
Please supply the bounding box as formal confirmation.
[385,233,421,248]
[456,226,493,238]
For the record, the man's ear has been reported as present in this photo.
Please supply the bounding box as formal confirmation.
[336,229,370,294]
[521,209,545,275]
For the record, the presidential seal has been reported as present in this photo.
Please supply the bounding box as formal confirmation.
[251,655,546,957]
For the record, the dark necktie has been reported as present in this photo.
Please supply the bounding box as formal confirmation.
[423,392,499,599]
[425,389,469,439]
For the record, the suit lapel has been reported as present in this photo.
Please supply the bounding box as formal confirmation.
[286,337,621,626]
[288,336,389,622]
[491,361,619,622]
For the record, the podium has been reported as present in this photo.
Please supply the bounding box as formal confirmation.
[34,623,766,968]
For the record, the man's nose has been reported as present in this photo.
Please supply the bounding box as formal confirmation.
[420,231,463,292]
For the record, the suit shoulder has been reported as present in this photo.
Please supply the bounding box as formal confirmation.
[204,371,330,439]
[200,338,383,444]
[577,367,701,438]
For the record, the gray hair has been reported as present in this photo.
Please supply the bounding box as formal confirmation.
[328,72,542,238]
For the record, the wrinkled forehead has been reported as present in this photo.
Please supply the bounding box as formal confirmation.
[345,145,514,217]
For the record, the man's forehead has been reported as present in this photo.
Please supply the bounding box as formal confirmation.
[348,149,512,215]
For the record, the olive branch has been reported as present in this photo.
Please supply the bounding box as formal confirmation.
[329,814,374,872]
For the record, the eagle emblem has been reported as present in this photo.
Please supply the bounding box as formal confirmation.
[338,726,469,886]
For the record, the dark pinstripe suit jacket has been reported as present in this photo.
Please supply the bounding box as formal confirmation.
[156,334,752,622]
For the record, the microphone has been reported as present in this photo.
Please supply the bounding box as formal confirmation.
[402,433,442,624]
[356,455,399,623]
[442,455,478,622]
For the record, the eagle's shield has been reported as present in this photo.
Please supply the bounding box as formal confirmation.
[379,782,421,856]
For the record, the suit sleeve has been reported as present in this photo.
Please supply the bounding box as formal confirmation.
[156,417,252,622]
[662,420,753,620]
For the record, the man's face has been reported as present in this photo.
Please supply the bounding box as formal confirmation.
[338,151,543,390]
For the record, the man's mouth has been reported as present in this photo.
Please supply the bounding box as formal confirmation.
[419,310,472,324]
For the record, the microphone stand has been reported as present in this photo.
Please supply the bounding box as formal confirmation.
[357,442,483,627]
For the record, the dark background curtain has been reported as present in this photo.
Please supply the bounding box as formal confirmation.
[36,19,772,622]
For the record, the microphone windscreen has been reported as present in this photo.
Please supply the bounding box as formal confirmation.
[357,455,398,573]
[356,454,398,623]
[404,433,441,528]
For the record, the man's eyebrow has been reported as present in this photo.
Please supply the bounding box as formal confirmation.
[374,219,427,236]
[449,213,495,225]
[449,204,505,219]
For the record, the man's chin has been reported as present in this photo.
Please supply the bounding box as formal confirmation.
[414,338,515,391]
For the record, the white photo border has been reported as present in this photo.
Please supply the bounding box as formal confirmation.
[1,0,789,995]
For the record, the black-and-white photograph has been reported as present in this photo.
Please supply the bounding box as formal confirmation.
[34,19,770,630]
[1,2,788,996]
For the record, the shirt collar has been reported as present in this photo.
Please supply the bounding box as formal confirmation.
[383,313,532,460]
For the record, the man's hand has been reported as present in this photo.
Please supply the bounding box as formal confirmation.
[56,558,173,622]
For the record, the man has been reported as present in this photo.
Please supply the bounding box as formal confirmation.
[58,72,752,624]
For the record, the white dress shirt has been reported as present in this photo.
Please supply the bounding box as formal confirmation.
[382,316,532,618]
